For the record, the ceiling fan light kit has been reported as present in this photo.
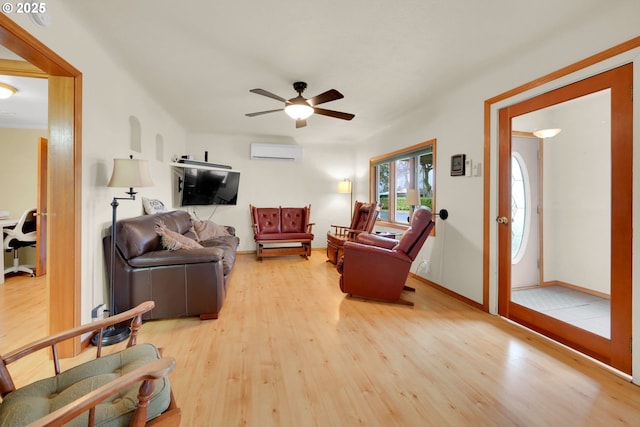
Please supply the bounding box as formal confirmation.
[285,102,314,120]
[246,81,355,128]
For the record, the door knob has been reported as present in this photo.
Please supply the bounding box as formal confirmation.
[496,216,509,224]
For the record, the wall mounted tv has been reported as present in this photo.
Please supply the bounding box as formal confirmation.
[179,167,241,206]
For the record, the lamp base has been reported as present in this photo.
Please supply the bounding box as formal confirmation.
[90,324,131,347]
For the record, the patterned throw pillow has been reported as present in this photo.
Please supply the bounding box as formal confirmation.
[142,197,168,215]
[155,220,203,250]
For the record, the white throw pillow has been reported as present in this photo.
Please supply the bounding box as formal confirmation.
[142,197,168,215]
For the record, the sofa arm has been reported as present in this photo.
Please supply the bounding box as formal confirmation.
[128,247,224,268]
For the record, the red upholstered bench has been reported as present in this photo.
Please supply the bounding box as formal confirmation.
[250,205,314,260]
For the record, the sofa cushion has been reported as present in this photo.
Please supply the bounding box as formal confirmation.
[192,219,231,241]
[117,211,193,260]
[201,235,240,275]
[0,344,171,427]
[128,247,224,268]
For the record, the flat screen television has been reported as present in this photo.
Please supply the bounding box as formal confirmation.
[180,167,240,206]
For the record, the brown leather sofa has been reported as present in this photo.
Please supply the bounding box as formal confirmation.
[104,210,239,320]
[337,208,435,305]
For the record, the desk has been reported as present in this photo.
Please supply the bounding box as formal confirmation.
[0,218,18,284]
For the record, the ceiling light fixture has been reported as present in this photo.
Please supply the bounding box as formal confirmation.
[533,128,562,138]
[284,97,314,120]
[0,83,18,99]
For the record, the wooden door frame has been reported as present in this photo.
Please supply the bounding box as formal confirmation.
[36,137,47,276]
[0,15,82,358]
[496,64,633,373]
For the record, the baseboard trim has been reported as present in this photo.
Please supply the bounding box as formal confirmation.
[409,273,485,312]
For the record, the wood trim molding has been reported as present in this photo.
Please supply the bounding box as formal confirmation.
[0,14,79,77]
[409,273,484,312]
[0,58,46,78]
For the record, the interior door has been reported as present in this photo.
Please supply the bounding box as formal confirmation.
[497,63,633,374]
[36,137,47,276]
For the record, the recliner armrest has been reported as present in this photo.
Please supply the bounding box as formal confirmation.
[355,233,398,249]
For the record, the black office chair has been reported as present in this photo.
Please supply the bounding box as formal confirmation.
[3,208,37,276]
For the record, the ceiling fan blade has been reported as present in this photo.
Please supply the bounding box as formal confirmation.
[249,88,288,103]
[313,107,355,121]
[296,119,307,128]
[245,108,284,117]
[307,89,344,106]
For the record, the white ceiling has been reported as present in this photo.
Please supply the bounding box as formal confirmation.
[2,0,612,141]
[0,46,48,129]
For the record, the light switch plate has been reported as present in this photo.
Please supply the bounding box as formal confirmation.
[465,158,472,177]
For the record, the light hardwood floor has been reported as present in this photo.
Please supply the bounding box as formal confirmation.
[2,253,640,426]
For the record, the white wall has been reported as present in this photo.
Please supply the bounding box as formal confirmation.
[185,134,357,252]
[6,6,188,323]
[0,127,46,267]
[542,94,611,294]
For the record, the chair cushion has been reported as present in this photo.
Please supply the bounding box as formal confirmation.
[253,208,281,234]
[280,208,307,233]
[254,232,313,241]
[0,343,171,427]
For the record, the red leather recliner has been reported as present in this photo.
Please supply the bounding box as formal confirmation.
[326,201,380,264]
[337,208,435,305]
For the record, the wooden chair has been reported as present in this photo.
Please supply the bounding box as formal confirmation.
[0,301,181,427]
[326,201,380,264]
[250,205,315,259]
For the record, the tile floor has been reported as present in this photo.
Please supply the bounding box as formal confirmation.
[511,285,610,338]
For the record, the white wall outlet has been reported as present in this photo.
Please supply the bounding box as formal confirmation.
[417,259,431,275]
[465,158,472,177]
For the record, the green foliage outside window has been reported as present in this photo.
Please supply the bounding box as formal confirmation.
[379,195,433,211]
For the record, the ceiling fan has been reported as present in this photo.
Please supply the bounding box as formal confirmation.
[245,81,355,128]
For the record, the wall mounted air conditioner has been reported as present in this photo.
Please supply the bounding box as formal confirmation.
[250,143,303,162]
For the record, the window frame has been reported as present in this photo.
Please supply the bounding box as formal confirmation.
[369,139,437,230]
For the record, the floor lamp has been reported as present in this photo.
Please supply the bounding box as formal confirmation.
[338,179,353,218]
[92,155,153,347]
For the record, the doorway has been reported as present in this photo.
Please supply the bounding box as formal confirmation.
[0,15,82,357]
[497,64,633,374]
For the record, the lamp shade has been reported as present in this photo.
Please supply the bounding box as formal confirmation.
[406,189,419,206]
[108,158,154,188]
[337,179,352,194]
